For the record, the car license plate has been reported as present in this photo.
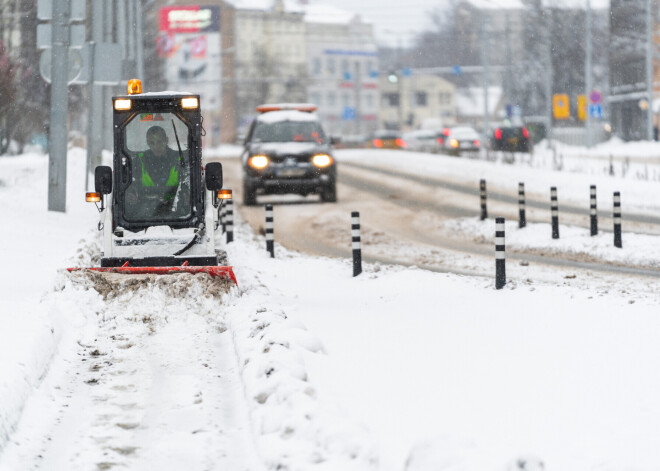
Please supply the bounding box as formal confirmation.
[278,168,305,177]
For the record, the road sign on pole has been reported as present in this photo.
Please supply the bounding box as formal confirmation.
[588,104,603,119]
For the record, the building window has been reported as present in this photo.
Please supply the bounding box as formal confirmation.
[327,58,335,75]
[327,92,336,106]
[310,92,321,105]
[342,92,350,107]
[439,92,451,105]
[365,94,373,108]
[341,59,349,76]
[312,57,321,75]
[416,92,427,107]
[383,93,400,107]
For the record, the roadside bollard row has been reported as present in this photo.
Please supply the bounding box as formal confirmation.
[479,180,624,289]
[479,179,623,247]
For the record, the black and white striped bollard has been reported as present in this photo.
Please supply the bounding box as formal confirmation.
[480,179,487,220]
[495,217,506,289]
[550,186,559,239]
[351,211,362,277]
[518,182,526,228]
[225,198,234,243]
[590,185,598,236]
[265,204,274,257]
[220,202,227,233]
[613,191,622,248]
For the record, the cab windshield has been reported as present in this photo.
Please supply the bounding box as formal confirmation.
[122,112,192,222]
[251,120,326,143]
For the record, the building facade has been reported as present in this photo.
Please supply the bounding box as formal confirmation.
[305,12,379,137]
[234,0,308,136]
[379,73,456,131]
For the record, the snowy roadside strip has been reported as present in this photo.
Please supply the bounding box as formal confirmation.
[0,222,378,470]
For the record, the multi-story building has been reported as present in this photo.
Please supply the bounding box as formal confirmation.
[233,0,308,135]
[305,7,379,137]
[379,73,456,131]
[609,0,659,141]
[149,0,378,142]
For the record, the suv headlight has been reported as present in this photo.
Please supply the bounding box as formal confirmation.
[312,154,333,167]
[248,155,269,169]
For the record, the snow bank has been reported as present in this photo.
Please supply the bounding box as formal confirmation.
[223,220,378,470]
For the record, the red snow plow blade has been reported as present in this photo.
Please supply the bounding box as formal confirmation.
[67,264,237,285]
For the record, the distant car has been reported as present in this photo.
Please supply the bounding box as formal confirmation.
[241,103,337,205]
[370,130,407,149]
[333,134,365,149]
[402,129,442,153]
[444,126,481,156]
[491,125,533,153]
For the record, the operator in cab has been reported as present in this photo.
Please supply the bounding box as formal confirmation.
[124,124,190,219]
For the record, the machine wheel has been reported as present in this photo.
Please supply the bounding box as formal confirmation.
[321,183,337,203]
[243,181,257,206]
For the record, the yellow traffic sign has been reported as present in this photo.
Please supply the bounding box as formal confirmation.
[553,93,570,120]
[577,95,587,121]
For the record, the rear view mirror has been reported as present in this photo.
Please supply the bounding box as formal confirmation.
[94,166,113,194]
[205,162,223,190]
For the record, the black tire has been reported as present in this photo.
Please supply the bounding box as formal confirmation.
[243,180,257,206]
[321,183,337,203]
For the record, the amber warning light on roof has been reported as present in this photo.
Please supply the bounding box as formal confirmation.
[127,79,142,95]
[256,103,317,113]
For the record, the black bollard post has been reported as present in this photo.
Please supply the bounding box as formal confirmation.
[550,186,559,239]
[613,191,622,248]
[590,185,598,236]
[518,182,526,228]
[495,217,506,289]
[225,198,234,243]
[220,202,226,233]
[480,179,487,220]
[265,204,274,257]
[351,211,362,277]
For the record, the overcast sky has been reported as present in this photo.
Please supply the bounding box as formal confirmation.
[322,0,611,47]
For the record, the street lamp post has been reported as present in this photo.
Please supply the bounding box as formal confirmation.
[585,0,592,148]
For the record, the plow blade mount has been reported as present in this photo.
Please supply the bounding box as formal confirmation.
[68,265,237,285]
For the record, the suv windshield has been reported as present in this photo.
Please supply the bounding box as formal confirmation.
[122,112,192,222]
[251,120,326,143]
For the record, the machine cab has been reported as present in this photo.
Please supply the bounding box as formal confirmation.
[111,81,204,233]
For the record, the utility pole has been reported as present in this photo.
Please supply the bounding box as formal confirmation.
[585,0,592,148]
[646,0,654,141]
[354,61,361,136]
[481,12,490,148]
[48,0,70,212]
[545,6,553,147]
[505,12,512,106]
[86,0,104,191]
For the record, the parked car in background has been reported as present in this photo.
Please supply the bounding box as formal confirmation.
[491,124,533,153]
[370,130,407,149]
[332,134,365,149]
[402,129,442,153]
[443,126,481,156]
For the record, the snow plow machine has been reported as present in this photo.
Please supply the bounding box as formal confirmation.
[68,79,236,285]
